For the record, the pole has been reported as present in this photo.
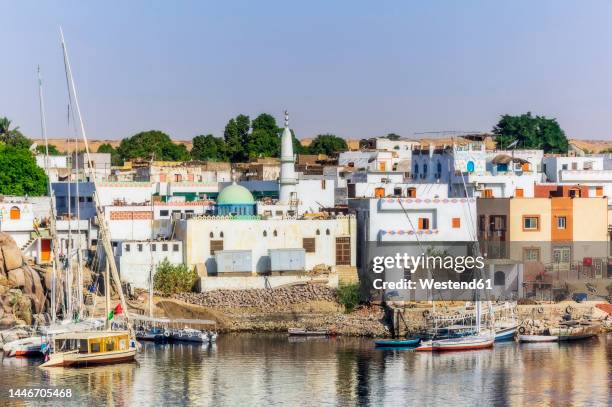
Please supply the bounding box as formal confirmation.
[105,260,110,330]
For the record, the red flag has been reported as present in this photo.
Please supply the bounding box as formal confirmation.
[114,303,123,315]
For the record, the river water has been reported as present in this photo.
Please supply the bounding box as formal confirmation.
[1,333,610,406]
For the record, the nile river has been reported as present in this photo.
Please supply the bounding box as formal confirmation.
[1,333,610,406]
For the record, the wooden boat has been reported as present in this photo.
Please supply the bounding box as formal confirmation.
[517,335,559,343]
[40,331,137,368]
[3,336,46,357]
[415,333,494,351]
[288,328,331,336]
[374,338,421,348]
[494,325,517,342]
[549,323,599,341]
[169,328,209,343]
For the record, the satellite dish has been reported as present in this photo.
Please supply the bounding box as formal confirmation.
[466,161,475,172]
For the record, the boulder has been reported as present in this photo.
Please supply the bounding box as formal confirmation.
[0,316,16,329]
[7,268,25,288]
[2,245,23,272]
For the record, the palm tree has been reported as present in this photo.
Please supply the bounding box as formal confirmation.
[0,116,31,149]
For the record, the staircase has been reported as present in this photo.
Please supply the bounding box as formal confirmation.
[21,236,37,252]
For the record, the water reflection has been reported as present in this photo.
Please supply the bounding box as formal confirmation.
[0,334,609,406]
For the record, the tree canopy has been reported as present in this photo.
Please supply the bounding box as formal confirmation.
[35,144,62,156]
[116,130,190,162]
[223,115,250,162]
[191,134,227,161]
[0,144,48,196]
[307,134,348,155]
[492,112,568,153]
[0,117,32,150]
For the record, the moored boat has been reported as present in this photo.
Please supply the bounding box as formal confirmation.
[494,325,517,342]
[416,332,495,352]
[3,336,46,357]
[374,338,421,348]
[288,328,331,336]
[169,328,209,343]
[549,322,600,341]
[40,331,137,368]
[517,335,559,343]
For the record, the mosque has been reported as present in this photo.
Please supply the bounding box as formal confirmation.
[175,112,357,290]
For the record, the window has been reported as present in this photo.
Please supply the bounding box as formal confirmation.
[106,341,114,352]
[515,188,524,198]
[523,216,539,231]
[220,232,224,238]
[553,247,571,264]
[407,188,416,198]
[303,238,316,253]
[557,216,566,229]
[160,210,169,217]
[210,240,223,255]
[90,342,100,353]
[263,231,267,237]
[210,232,214,238]
[393,187,402,196]
[374,187,385,198]
[561,164,568,170]
[79,196,85,203]
[571,162,578,170]
[162,244,168,252]
[569,188,581,198]
[173,244,179,252]
[316,229,320,235]
[483,189,493,198]
[479,215,486,232]
[523,248,540,262]
[273,230,278,237]
[418,218,430,230]
[87,196,93,202]
[336,237,351,265]
[423,164,428,175]
[452,218,461,228]
[138,244,143,252]
[125,244,130,252]
[151,244,156,252]
[326,229,330,235]
[596,186,603,197]
[414,164,419,174]
[494,271,505,286]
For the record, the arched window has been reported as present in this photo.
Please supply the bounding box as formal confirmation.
[220,231,224,238]
[494,271,505,286]
[209,232,214,238]
[414,164,419,174]
[436,162,442,174]
[326,229,330,235]
[316,229,320,235]
[9,206,20,220]
[263,231,267,237]
[273,230,278,237]
[423,164,428,175]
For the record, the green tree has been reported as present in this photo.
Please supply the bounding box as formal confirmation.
[35,144,62,155]
[246,128,281,158]
[116,130,190,162]
[385,133,401,140]
[0,144,47,196]
[224,114,250,162]
[492,112,569,153]
[291,129,307,155]
[97,143,123,166]
[307,134,348,155]
[0,117,32,149]
[153,259,198,296]
[191,134,227,161]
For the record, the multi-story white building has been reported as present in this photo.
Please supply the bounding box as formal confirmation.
[543,156,612,203]
[115,239,184,289]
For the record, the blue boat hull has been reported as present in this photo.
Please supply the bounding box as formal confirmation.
[375,338,421,347]
[495,328,516,342]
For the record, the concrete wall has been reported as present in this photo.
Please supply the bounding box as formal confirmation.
[116,240,183,288]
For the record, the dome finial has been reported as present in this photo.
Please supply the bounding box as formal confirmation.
[284,110,289,128]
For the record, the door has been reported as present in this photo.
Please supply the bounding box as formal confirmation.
[335,237,351,265]
[9,206,20,220]
[41,239,51,262]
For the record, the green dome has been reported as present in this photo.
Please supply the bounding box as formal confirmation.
[217,183,255,205]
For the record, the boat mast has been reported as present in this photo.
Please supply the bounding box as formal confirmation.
[105,260,111,330]
[149,192,154,317]
[59,27,130,323]
[37,66,58,324]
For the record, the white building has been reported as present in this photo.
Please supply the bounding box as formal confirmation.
[36,154,70,182]
[115,240,184,289]
[543,156,612,203]
[73,152,112,180]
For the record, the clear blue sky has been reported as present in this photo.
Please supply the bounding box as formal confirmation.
[2,1,612,141]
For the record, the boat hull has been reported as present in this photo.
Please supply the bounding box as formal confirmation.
[517,335,559,343]
[416,335,494,351]
[374,338,420,347]
[495,327,517,342]
[40,349,137,368]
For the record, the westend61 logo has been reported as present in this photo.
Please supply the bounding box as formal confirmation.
[371,253,491,291]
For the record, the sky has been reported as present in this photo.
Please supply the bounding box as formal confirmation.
[2,1,612,141]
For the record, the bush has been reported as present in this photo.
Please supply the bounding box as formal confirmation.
[337,282,360,313]
[153,259,198,296]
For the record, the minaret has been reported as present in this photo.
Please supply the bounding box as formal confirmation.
[279,110,297,204]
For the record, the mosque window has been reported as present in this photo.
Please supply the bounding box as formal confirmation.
[273,230,278,237]
[263,231,267,237]
[326,229,330,235]
[316,229,320,235]
[209,232,214,238]
[220,231,224,238]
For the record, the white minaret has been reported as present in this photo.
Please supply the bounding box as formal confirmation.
[279,110,297,204]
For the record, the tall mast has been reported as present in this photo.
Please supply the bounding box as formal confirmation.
[59,27,130,323]
[37,66,57,324]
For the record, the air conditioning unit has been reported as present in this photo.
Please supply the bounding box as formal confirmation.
[475,184,484,191]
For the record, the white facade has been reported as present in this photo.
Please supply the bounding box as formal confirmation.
[175,215,356,276]
[115,240,183,288]
[543,156,612,203]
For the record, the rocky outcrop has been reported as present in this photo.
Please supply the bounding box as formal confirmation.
[0,232,50,328]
